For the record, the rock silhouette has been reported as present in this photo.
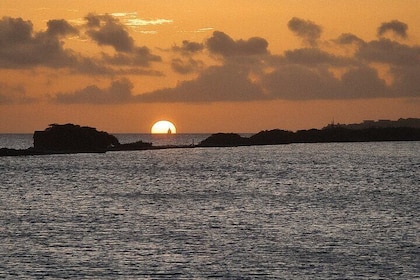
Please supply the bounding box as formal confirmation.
[34,123,119,152]
[198,133,249,147]
[1,119,420,156]
[198,126,420,147]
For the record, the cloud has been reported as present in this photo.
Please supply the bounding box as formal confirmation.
[0,15,161,75]
[206,31,269,57]
[171,58,204,74]
[54,78,135,104]
[283,48,355,66]
[287,17,322,47]
[84,13,162,67]
[110,12,173,27]
[340,66,388,98]
[390,64,420,97]
[137,63,264,102]
[46,19,79,37]
[172,40,204,54]
[136,21,419,102]
[140,62,394,102]
[0,16,77,68]
[262,64,339,100]
[85,14,134,52]
[356,38,420,65]
[0,82,34,104]
[101,46,161,67]
[377,20,408,39]
[3,15,419,105]
[335,33,365,45]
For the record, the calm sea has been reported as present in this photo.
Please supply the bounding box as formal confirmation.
[1,134,419,279]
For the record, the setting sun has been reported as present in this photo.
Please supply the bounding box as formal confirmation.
[151,120,177,134]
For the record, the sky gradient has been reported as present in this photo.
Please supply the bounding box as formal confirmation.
[1,0,419,133]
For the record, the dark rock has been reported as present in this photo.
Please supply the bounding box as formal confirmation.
[198,133,250,147]
[111,140,152,151]
[33,123,119,152]
[197,126,420,148]
[250,129,293,145]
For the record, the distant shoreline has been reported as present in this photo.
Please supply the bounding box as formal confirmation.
[1,119,419,157]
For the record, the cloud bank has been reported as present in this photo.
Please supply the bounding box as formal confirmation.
[131,19,419,104]
[0,15,418,104]
[0,14,161,73]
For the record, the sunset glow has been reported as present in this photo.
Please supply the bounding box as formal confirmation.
[0,0,418,133]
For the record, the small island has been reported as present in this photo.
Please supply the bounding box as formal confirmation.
[0,124,152,156]
[1,119,419,156]
[198,118,420,147]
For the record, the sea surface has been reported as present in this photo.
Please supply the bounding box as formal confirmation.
[1,134,419,279]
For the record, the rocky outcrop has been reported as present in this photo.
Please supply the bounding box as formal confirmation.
[197,133,250,147]
[198,127,420,147]
[2,120,420,156]
[110,140,152,151]
[33,123,120,152]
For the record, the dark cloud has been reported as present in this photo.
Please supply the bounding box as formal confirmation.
[377,20,408,39]
[137,21,419,103]
[389,64,420,97]
[0,16,77,68]
[206,31,269,57]
[356,38,420,65]
[172,40,204,54]
[335,33,365,45]
[0,16,32,45]
[287,17,322,47]
[0,15,161,75]
[54,78,134,104]
[340,66,388,98]
[284,48,355,66]
[46,19,79,37]
[84,14,162,68]
[140,62,393,102]
[85,14,134,52]
[138,63,264,102]
[171,58,204,74]
[85,13,101,28]
[2,15,419,105]
[102,47,161,67]
[262,64,340,100]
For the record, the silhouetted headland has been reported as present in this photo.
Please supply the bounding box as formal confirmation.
[1,123,151,156]
[1,119,419,156]
[198,126,420,147]
[199,118,420,147]
[33,123,120,152]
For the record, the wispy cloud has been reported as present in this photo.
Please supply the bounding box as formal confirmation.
[178,27,214,33]
[110,12,173,26]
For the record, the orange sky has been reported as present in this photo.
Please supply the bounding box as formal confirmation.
[1,0,419,133]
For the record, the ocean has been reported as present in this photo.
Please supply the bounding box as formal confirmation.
[1,134,419,279]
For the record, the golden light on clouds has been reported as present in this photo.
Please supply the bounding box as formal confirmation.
[0,0,418,133]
